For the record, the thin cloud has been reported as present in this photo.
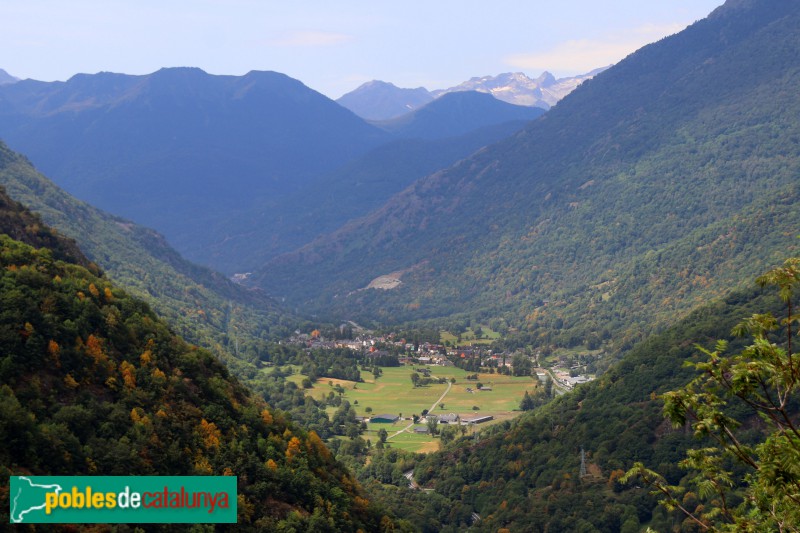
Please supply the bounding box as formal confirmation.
[505,22,686,73]
[270,30,354,48]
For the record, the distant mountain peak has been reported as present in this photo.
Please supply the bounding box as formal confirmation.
[337,81,434,120]
[143,67,222,88]
[155,65,206,73]
[363,80,398,89]
[534,71,557,86]
[0,68,19,85]
[434,68,607,109]
[352,79,428,92]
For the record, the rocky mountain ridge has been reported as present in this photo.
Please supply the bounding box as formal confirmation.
[338,67,608,120]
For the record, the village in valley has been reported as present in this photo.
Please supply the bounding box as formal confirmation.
[277,325,597,452]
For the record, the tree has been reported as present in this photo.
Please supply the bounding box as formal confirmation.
[427,417,439,436]
[440,425,459,446]
[377,428,388,444]
[410,372,420,388]
[624,258,800,531]
[544,376,553,398]
[512,353,532,376]
[346,424,360,439]
[520,391,536,411]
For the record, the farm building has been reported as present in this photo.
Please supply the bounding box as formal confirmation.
[370,414,400,423]
[434,413,460,424]
[461,415,494,425]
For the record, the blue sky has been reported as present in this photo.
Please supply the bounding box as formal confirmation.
[2,1,724,98]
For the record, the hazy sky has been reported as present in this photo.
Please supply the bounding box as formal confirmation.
[2,1,724,98]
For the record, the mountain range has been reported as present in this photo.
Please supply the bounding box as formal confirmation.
[432,68,609,109]
[338,68,606,121]
[254,0,800,355]
[0,69,546,273]
[0,68,389,266]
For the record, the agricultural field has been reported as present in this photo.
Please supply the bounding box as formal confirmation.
[360,426,442,453]
[303,365,539,452]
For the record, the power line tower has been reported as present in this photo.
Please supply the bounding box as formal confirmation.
[580,446,587,477]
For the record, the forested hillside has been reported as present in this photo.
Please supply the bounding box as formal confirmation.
[0,183,95,271]
[256,0,800,355]
[0,141,294,369]
[0,189,393,530]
